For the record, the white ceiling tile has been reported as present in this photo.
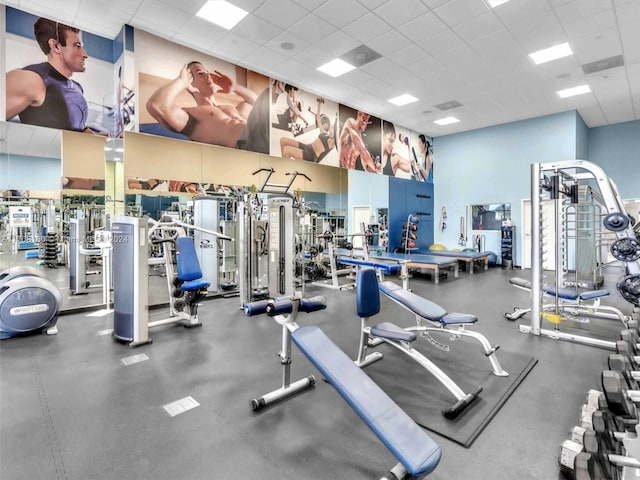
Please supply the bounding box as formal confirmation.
[253,0,310,29]
[554,0,614,24]
[416,28,463,56]
[453,11,503,42]
[338,67,376,88]
[615,0,640,24]
[358,76,394,97]
[470,28,519,59]
[404,55,446,77]
[290,44,334,68]
[600,101,635,124]
[571,26,622,65]
[506,10,565,50]
[589,68,630,101]
[341,12,393,44]
[133,0,191,33]
[316,29,361,57]
[356,0,389,10]
[627,62,640,96]
[232,15,282,45]
[492,0,552,26]
[172,16,229,49]
[367,29,413,57]
[390,43,429,68]
[372,0,430,28]
[265,31,312,58]
[314,0,369,29]
[361,58,413,87]
[432,0,490,28]
[242,46,290,74]
[619,20,640,62]
[562,11,616,39]
[421,0,455,9]
[290,0,329,10]
[211,32,261,60]
[286,13,338,44]
[156,0,206,15]
[577,104,608,127]
[431,43,479,67]
[396,11,448,43]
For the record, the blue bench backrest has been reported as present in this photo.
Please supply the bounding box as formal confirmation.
[356,268,380,318]
[176,237,203,282]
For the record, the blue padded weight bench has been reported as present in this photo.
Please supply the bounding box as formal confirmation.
[245,295,441,479]
[337,256,408,288]
[355,268,483,419]
[506,277,630,326]
[374,272,508,379]
[24,249,40,259]
[174,237,210,321]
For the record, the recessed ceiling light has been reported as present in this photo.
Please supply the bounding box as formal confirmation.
[557,84,591,98]
[485,0,511,7]
[434,117,460,126]
[196,1,248,30]
[388,94,419,106]
[317,58,356,78]
[528,42,573,65]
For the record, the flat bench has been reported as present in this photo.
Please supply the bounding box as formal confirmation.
[509,277,610,301]
[337,257,403,275]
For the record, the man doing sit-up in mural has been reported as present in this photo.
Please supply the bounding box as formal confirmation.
[146,62,269,154]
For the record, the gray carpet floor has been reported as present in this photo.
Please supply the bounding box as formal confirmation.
[1,263,636,480]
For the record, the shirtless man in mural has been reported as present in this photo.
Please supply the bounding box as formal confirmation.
[146,62,268,153]
[338,110,380,172]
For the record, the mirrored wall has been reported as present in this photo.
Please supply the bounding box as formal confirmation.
[0,121,357,312]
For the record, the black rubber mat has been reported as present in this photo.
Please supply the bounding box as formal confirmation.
[360,338,537,447]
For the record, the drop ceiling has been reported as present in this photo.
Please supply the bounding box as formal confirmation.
[4,0,640,138]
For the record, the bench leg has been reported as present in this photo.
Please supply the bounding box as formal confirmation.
[357,326,383,367]
[411,326,509,377]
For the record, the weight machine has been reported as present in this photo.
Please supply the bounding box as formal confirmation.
[111,215,231,347]
[520,160,640,349]
[237,168,310,306]
[192,195,238,295]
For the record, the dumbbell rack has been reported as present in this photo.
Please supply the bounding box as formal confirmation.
[401,214,419,253]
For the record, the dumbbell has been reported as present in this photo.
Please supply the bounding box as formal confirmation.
[601,370,640,422]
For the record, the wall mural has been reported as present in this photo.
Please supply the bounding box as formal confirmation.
[3,6,434,186]
[270,83,340,167]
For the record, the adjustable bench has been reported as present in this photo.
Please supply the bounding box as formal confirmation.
[505,277,629,326]
[355,268,483,419]
[245,295,442,479]
[378,278,508,378]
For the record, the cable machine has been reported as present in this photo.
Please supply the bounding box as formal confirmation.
[521,160,640,349]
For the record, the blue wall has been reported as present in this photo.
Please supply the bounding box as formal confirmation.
[576,114,589,160]
[431,112,639,266]
[347,169,389,232]
[588,120,640,199]
[433,111,579,265]
[0,154,60,190]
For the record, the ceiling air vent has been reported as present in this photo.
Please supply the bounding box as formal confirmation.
[340,45,383,68]
[581,54,624,75]
[434,100,463,111]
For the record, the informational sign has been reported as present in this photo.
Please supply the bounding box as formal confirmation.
[8,206,32,228]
